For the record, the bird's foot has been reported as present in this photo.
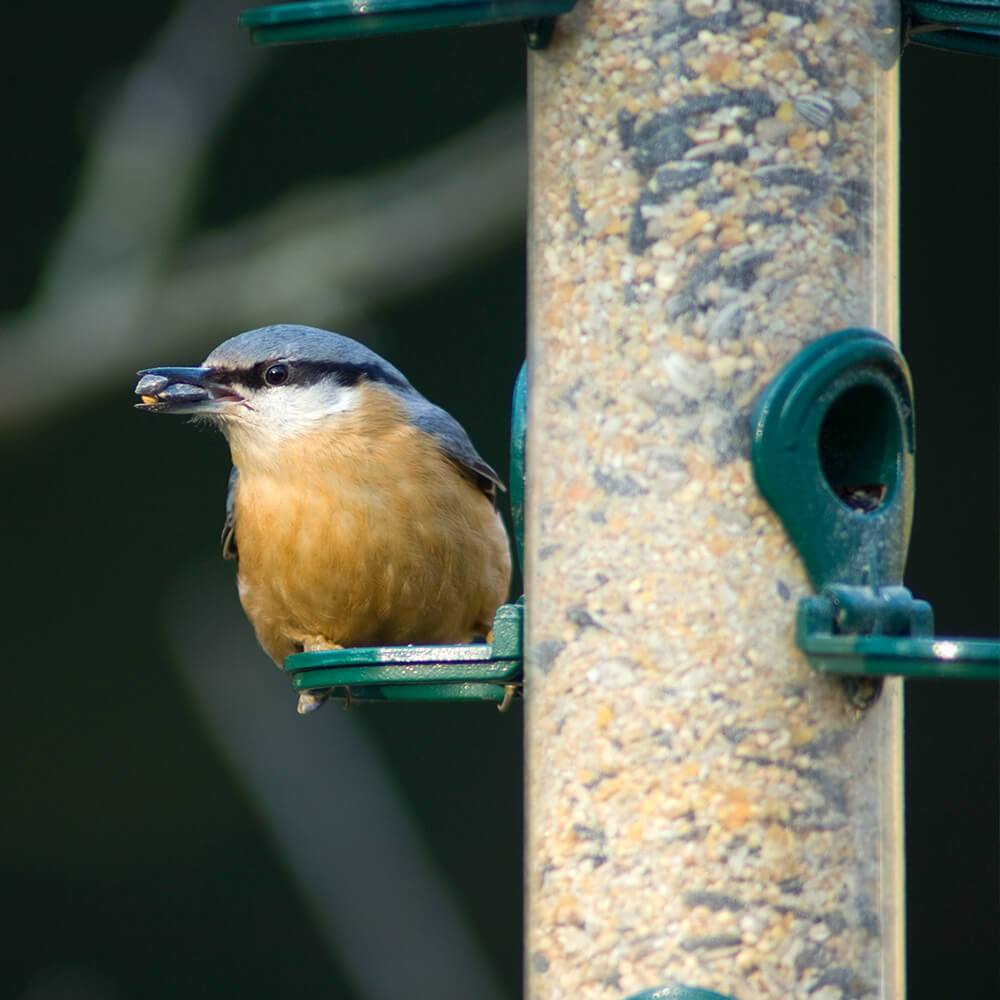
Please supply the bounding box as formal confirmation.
[297,685,352,714]
[297,690,330,714]
[300,636,344,653]
[497,683,519,713]
[296,640,347,715]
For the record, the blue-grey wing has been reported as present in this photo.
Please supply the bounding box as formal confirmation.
[221,466,238,561]
[406,397,505,500]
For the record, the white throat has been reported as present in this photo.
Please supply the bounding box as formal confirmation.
[215,381,360,466]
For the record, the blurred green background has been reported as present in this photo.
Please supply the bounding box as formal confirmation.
[0,3,996,998]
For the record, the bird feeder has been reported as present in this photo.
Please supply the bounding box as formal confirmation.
[235,1,998,998]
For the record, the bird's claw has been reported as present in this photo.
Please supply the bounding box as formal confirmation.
[297,690,329,714]
[497,683,519,713]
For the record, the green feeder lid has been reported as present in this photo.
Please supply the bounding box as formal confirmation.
[624,987,736,1000]
[240,0,576,45]
[905,0,1000,55]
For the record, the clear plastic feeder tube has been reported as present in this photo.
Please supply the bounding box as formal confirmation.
[525,2,902,997]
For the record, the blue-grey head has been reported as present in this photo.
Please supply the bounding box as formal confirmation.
[136,324,409,421]
[135,324,503,494]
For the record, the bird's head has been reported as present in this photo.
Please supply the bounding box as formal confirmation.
[135,325,413,453]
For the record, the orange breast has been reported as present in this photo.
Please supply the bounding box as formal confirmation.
[228,388,511,663]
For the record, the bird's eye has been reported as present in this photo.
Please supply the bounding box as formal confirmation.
[264,363,290,386]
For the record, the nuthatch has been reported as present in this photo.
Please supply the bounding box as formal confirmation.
[135,325,511,711]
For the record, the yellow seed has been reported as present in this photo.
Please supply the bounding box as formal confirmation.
[775,101,795,122]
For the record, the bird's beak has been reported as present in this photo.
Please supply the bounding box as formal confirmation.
[134,366,242,415]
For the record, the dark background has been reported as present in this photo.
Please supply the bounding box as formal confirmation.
[1,4,996,998]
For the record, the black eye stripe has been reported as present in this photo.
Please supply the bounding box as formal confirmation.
[292,360,409,389]
[212,359,409,391]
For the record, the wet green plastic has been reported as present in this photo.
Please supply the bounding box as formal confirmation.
[752,330,1000,681]
[239,0,575,45]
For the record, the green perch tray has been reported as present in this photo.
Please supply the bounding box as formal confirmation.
[282,597,523,704]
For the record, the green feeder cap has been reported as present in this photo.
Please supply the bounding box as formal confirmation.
[240,0,576,46]
[904,0,1000,56]
[624,987,736,1000]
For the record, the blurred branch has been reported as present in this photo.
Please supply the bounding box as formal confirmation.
[41,0,258,301]
[0,0,527,431]
[0,0,261,429]
[2,106,527,429]
[167,562,506,1000]
[168,104,527,332]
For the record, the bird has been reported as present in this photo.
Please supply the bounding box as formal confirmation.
[135,324,511,712]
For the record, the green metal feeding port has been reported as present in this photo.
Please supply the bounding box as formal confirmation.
[752,329,916,593]
[751,329,1000,682]
[240,0,576,47]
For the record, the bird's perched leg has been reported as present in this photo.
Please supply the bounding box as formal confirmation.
[296,637,344,714]
[297,690,334,714]
[301,636,344,653]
